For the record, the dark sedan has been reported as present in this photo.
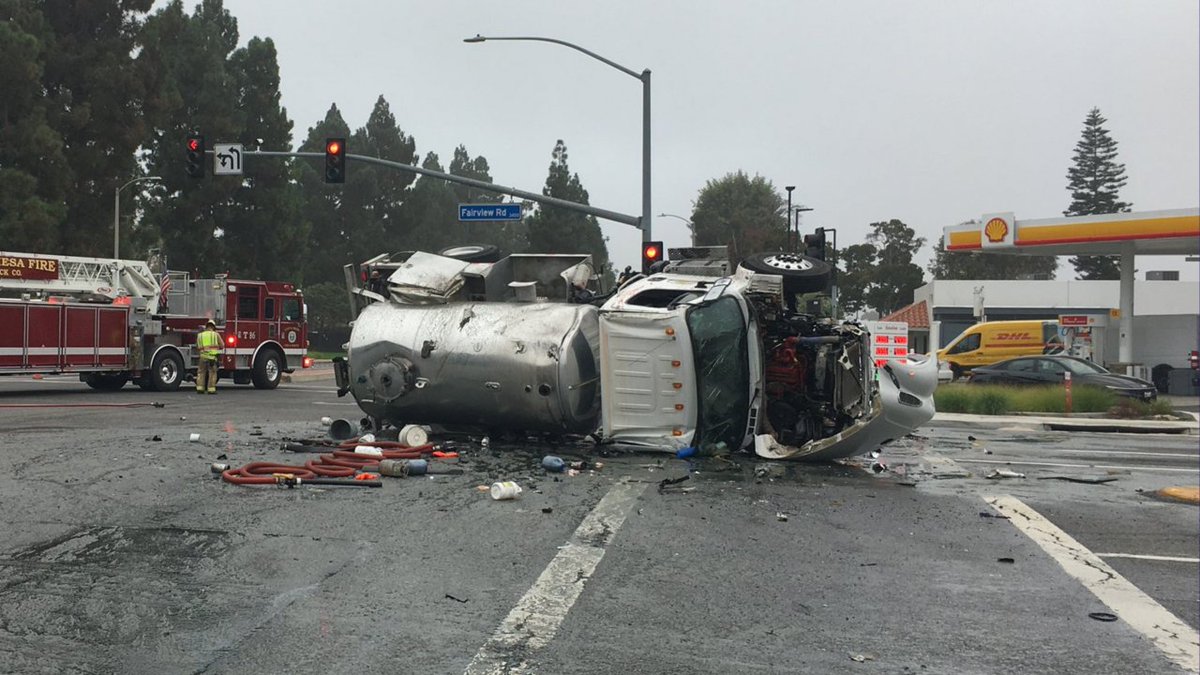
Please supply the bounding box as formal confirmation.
[967,355,1157,401]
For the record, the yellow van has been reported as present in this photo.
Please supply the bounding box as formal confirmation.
[937,320,1061,379]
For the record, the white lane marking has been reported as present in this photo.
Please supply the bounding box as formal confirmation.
[986,495,1200,672]
[312,401,359,407]
[1046,449,1200,459]
[956,458,1198,473]
[465,480,647,675]
[1097,553,1200,563]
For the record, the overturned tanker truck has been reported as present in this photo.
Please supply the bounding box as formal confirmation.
[334,245,937,460]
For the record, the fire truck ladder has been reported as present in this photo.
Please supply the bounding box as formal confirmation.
[0,250,162,312]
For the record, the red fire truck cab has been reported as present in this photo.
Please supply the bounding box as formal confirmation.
[0,251,310,391]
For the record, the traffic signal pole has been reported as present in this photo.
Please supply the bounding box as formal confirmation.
[241,149,640,228]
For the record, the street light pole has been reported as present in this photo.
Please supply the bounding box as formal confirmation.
[464,34,652,243]
[114,176,162,259]
[785,186,795,251]
[658,212,693,245]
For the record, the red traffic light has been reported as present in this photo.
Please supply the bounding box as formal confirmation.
[641,240,665,274]
[187,138,200,152]
[644,245,660,260]
[326,140,342,155]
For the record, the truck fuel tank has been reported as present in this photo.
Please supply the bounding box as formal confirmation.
[347,300,601,434]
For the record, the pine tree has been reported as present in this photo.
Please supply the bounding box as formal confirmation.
[524,140,610,273]
[1064,108,1131,279]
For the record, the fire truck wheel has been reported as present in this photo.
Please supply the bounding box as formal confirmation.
[252,349,283,389]
[149,350,184,392]
[84,373,128,391]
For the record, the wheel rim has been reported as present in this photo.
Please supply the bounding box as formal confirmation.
[266,358,279,382]
[159,358,178,384]
[760,254,814,272]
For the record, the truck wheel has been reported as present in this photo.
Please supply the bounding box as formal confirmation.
[439,244,501,263]
[149,351,184,392]
[84,373,128,391]
[738,253,832,294]
[252,349,283,389]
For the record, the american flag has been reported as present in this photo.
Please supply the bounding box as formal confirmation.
[158,272,171,311]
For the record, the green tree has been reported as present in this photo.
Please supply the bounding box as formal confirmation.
[0,0,68,250]
[690,171,787,267]
[139,0,244,274]
[838,220,926,316]
[448,145,527,254]
[524,140,610,274]
[928,223,1057,280]
[220,36,307,281]
[1064,107,1131,280]
[398,152,462,252]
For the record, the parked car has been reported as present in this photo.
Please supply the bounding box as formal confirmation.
[966,355,1157,401]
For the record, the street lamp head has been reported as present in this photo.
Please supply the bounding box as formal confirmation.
[785,185,795,193]
[463,34,487,43]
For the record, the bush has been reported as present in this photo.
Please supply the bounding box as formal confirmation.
[971,389,1011,415]
[933,383,1124,415]
[934,385,971,413]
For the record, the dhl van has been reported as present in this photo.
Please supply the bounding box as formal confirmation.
[937,320,1061,379]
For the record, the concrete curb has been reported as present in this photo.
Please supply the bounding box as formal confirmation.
[931,412,1198,434]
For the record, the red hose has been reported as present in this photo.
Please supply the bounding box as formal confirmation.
[222,440,435,486]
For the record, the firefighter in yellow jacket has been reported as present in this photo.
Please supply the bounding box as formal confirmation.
[196,319,223,394]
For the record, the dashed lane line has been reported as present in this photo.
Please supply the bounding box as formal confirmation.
[464,479,648,675]
[956,458,1198,473]
[986,495,1200,673]
[1096,553,1200,564]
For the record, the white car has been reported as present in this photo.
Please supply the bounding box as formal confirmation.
[335,249,937,460]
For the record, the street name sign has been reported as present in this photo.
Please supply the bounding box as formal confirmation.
[213,143,244,175]
[459,203,522,222]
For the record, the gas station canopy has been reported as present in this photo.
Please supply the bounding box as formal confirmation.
[944,208,1199,256]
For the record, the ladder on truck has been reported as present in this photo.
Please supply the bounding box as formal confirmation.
[0,250,162,314]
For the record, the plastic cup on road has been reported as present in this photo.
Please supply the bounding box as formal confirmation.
[490,481,522,500]
[398,424,429,447]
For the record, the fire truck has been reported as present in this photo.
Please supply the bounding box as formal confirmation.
[0,250,311,391]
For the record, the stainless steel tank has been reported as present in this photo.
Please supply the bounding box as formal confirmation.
[347,301,601,433]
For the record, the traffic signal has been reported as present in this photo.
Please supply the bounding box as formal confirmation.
[803,228,826,260]
[324,138,346,183]
[186,135,205,178]
[641,240,664,274]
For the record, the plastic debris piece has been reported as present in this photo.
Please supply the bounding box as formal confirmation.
[658,475,691,492]
[541,456,566,473]
[188,433,200,442]
[997,557,1015,564]
[979,511,1010,519]
[179,416,187,421]
[1037,475,1118,484]
[849,653,875,663]
[445,593,469,604]
[320,416,332,426]
[476,485,490,492]
[567,468,580,477]
[967,435,977,441]
[676,447,697,459]
[354,473,380,481]
[776,512,788,522]
[490,481,522,500]
[871,461,887,473]
[542,507,553,514]
[1088,612,1118,622]
[986,469,1026,479]
[432,450,458,459]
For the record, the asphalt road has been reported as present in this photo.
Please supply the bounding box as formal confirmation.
[0,374,1196,674]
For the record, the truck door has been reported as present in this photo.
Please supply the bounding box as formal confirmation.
[232,285,262,367]
[275,295,305,358]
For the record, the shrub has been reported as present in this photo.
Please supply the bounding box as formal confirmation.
[971,389,1011,415]
[934,385,971,413]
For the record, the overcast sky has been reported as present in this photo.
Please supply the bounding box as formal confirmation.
[219,0,1199,280]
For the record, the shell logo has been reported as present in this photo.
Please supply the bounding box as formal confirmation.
[984,217,1009,243]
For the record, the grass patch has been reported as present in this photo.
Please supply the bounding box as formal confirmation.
[934,383,1121,415]
[307,350,345,360]
[1108,397,1176,419]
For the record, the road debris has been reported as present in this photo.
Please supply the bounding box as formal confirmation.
[776,512,789,522]
[658,475,691,493]
[849,653,876,663]
[188,433,200,442]
[986,469,1026,479]
[997,557,1015,564]
[444,593,469,604]
[490,481,522,500]
[541,455,566,473]
[979,511,1010,520]
[1088,612,1118,622]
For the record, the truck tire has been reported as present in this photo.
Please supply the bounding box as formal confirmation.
[439,244,501,263]
[738,253,832,294]
[149,350,184,392]
[252,349,283,389]
[84,373,128,391]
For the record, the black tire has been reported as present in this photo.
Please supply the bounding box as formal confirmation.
[439,244,501,263]
[738,253,832,294]
[252,349,283,390]
[84,373,128,391]
[148,350,184,392]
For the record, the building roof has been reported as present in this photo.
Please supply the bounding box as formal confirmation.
[882,300,929,329]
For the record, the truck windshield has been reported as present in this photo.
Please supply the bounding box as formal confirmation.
[686,296,750,453]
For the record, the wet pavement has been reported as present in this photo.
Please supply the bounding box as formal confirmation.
[0,375,1196,673]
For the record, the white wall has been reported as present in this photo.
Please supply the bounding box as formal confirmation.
[915,280,1198,316]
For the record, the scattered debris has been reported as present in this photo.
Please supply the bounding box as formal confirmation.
[216,453,227,460]
[869,450,881,459]
[1088,612,1118,622]
[859,562,878,567]
[658,475,691,493]
[542,507,553,514]
[179,416,187,421]
[320,416,332,426]
[249,430,263,436]
[567,468,581,477]
[979,511,1010,520]
[444,593,469,604]
[997,557,1015,564]
[147,435,162,442]
[476,485,490,492]
[776,512,789,522]
[490,481,522,500]
[849,653,876,663]
[541,455,566,473]
[210,463,229,474]
[1037,475,1118,485]
[188,433,200,442]
[986,469,1026,480]
[870,461,887,473]
[967,435,977,441]
[675,446,697,459]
